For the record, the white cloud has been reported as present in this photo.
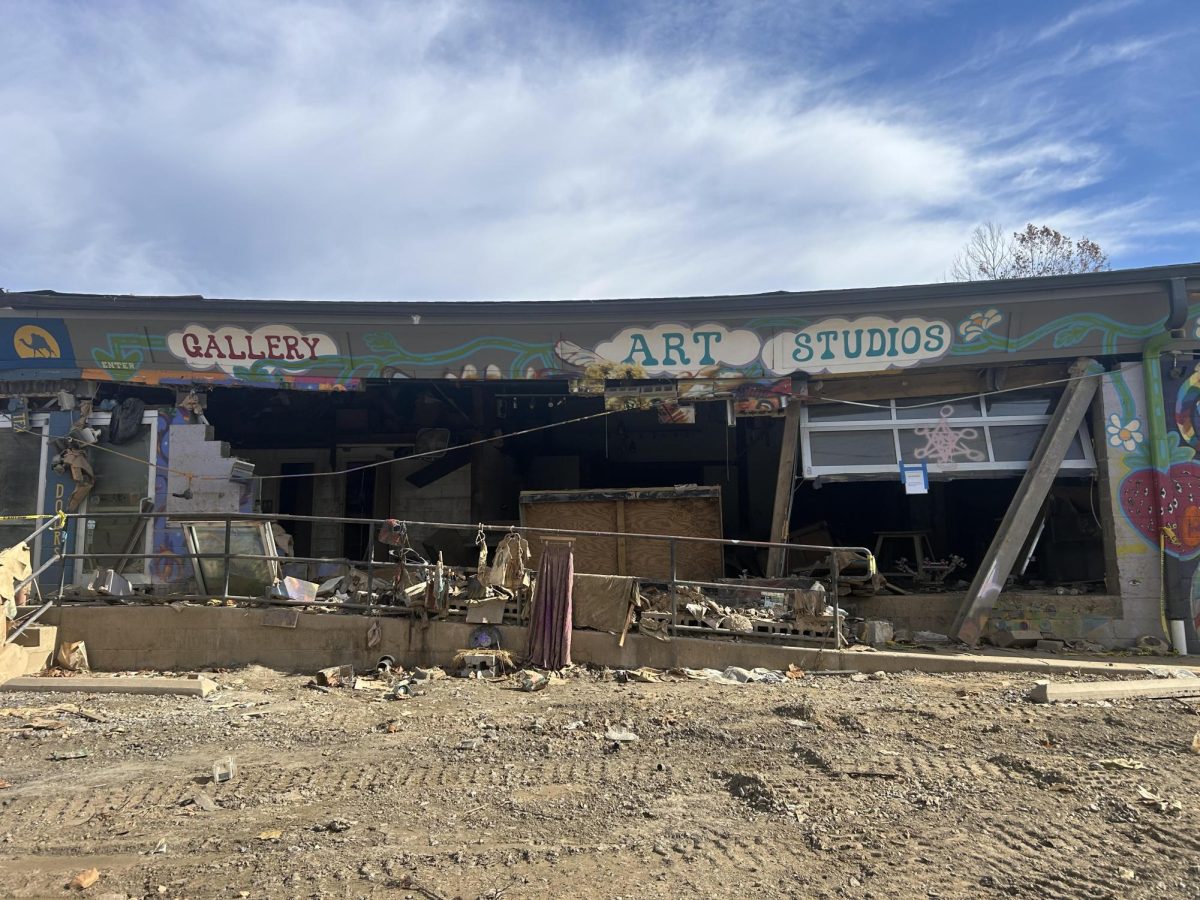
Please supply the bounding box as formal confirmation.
[0,0,1190,301]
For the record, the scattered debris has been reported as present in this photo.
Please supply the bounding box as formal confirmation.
[55,641,90,672]
[190,793,217,812]
[1100,758,1146,770]
[515,670,549,692]
[452,648,513,678]
[68,868,100,891]
[912,630,951,645]
[212,756,237,783]
[257,829,283,841]
[604,726,638,743]
[312,819,353,833]
[857,620,894,646]
[48,750,90,761]
[315,665,354,688]
[456,737,482,751]
[1136,785,1182,814]
[1191,732,1200,754]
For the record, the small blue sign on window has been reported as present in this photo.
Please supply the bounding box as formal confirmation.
[899,459,928,495]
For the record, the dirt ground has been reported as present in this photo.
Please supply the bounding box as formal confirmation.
[2,664,1199,900]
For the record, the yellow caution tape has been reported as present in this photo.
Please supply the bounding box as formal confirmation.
[0,511,67,528]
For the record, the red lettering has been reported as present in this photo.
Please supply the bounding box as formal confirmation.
[264,335,282,357]
[281,335,302,360]
[181,333,203,358]
[203,334,222,359]
[223,334,247,360]
[245,335,265,359]
[299,336,322,359]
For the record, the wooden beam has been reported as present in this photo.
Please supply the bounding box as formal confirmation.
[1,675,218,698]
[1028,678,1200,703]
[952,358,1102,645]
[766,399,802,577]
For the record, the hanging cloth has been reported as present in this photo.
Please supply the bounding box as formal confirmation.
[488,532,530,592]
[525,540,574,669]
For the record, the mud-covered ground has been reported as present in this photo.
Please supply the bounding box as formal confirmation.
[2,664,1199,899]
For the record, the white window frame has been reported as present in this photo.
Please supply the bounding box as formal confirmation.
[800,396,1095,478]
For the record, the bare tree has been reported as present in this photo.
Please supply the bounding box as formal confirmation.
[950,222,1110,281]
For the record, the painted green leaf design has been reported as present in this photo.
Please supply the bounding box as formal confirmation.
[363,332,401,353]
[1051,322,1095,348]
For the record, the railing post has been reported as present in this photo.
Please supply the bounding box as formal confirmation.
[830,550,842,650]
[669,538,678,636]
[56,523,69,599]
[221,517,232,599]
[366,533,375,607]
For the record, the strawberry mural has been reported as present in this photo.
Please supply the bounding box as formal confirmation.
[1120,461,1200,559]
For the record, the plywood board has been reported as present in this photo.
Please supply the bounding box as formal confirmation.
[624,498,722,581]
[521,499,619,576]
[519,487,723,581]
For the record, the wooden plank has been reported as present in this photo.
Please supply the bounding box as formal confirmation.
[767,400,801,577]
[1027,678,1200,703]
[1,675,218,698]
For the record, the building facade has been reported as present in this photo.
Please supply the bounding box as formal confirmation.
[3,264,1199,649]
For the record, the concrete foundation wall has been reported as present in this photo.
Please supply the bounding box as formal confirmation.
[31,605,1194,677]
[849,592,1125,644]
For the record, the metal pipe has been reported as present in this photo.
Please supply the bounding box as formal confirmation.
[10,513,65,546]
[64,510,874,558]
[6,599,54,644]
[14,554,63,594]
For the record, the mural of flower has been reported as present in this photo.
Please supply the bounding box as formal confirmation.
[957,308,1003,342]
[1107,414,1144,452]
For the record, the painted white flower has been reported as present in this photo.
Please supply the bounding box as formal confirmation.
[1106,414,1144,452]
[957,308,1003,342]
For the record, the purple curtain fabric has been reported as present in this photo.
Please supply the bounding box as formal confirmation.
[526,541,574,669]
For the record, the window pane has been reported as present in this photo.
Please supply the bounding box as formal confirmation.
[989,425,1045,462]
[807,403,891,422]
[0,429,42,550]
[894,396,982,419]
[84,428,152,574]
[898,426,988,466]
[809,430,895,466]
[986,390,1056,417]
[1066,431,1087,460]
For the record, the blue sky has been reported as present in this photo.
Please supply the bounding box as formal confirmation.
[1,0,1196,300]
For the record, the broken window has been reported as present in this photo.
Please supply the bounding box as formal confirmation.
[800,391,1095,478]
[181,520,280,597]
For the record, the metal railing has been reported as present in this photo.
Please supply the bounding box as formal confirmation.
[8,510,876,649]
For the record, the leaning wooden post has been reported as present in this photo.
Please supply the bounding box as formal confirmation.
[766,398,802,578]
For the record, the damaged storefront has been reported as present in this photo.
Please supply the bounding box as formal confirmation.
[3,264,1200,652]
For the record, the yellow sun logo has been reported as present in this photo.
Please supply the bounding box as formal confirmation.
[13,325,61,359]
